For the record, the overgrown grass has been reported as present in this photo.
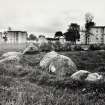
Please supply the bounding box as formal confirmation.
[1,50,105,105]
[61,50,105,72]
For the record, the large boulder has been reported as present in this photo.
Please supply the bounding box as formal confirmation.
[2,52,22,58]
[49,54,77,74]
[49,55,77,79]
[0,55,21,63]
[39,51,58,69]
[71,70,90,81]
[40,51,77,79]
[85,73,103,82]
[23,43,39,54]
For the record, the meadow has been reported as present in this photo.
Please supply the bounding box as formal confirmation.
[0,46,105,105]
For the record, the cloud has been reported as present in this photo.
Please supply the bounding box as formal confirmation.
[0,0,104,35]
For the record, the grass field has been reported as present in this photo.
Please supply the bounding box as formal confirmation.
[1,49,105,105]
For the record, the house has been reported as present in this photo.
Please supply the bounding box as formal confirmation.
[88,26,105,44]
[3,30,28,43]
[77,26,105,44]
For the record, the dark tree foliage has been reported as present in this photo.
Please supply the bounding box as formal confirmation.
[85,21,95,44]
[3,32,8,42]
[28,34,37,40]
[54,31,63,38]
[85,13,95,44]
[64,23,80,44]
[85,21,95,30]
[3,35,7,42]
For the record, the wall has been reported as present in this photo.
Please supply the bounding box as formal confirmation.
[76,31,85,44]
[18,32,27,43]
[0,32,3,43]
[7,31,27,43]
[89,27,105,44]
[7,32,15,43]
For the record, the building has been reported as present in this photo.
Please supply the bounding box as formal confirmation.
[77,26,105,44]
[4,31,28,43]
[88,26,105,44]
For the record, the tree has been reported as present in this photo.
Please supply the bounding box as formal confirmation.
[64,23,80,44]
[28,34,37,40]
[54,31,63,38]
[85,13,95,44]
[3,32,8,42]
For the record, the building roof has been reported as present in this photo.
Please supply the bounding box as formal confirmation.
[7,31,27,33]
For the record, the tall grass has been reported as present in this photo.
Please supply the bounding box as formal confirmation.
[0,50,105,105]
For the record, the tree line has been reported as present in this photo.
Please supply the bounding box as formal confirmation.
[54,13,95,44]
[28,12,95,45]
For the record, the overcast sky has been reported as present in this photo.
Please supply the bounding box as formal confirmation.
[0,0,105,37]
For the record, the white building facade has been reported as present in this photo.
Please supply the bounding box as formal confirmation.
[89,26,105,44]
[5,31,28,43]
[77,26,105,44]
[76,31,86,44]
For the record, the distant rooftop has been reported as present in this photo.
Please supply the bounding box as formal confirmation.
[7,30,27,33]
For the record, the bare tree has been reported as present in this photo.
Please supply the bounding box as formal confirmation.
[85,12,94,23]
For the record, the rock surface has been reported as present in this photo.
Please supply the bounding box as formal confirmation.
[23,43,39,54]
[40,51,58,68]
[85,73,103,82]
[49,54,77,75]
[71,70,90,81]
[40,51,77,79]
[0,55,21,63]
[2,52,22,58]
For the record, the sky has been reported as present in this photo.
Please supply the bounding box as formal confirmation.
[0,0,105,37]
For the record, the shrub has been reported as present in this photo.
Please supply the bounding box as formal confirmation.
[73,45,83,51]
[96,66,105,72]
[89,44,101,50]
[54,42,72,51]
[53,41,62,51]
[100,44,105,50]
[64,42,71,51]
[39,42,53,52]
